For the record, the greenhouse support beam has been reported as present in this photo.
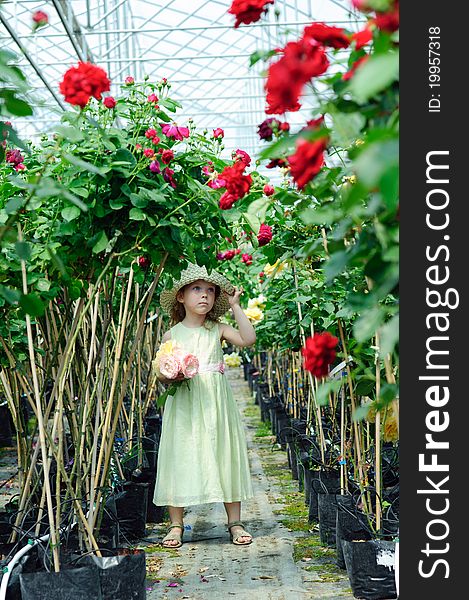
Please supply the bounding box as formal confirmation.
[92,0,128,28]
[0,13,66,110]
[0,20,367,39]
[51,0,94,62]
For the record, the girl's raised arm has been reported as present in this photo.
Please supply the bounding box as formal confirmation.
[220,287,256,347]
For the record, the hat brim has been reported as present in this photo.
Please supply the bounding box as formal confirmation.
[160,264,234,319]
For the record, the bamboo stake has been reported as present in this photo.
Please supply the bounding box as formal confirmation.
[337,319,370,514]
[375,334,382,532]
[92,256,167,529]
[18,225,60,571]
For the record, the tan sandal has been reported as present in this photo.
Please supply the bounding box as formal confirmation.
[227,520,253,545]
[161,522,184,548]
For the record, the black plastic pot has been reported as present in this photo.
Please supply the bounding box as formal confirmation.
[336,501,372,570]
[318,493,339,547]
[342,539,397,599]
[75,548,146,600]
[308,470,320,522]
[141,433,159,472]
[115,481,149,540]
[0,403,14,447]
[20,566,102,600]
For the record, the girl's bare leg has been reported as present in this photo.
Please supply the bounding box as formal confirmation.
[163,505,184,546]
[223,501,252,543]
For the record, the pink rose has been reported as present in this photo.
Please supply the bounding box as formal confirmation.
[181,354,199,379]
[158,355,180,379]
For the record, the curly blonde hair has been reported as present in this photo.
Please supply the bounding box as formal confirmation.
[170,283,221,329]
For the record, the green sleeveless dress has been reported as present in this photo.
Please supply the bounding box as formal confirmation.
[153,321,254,507]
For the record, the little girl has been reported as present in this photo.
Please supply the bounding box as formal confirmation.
[153,263,256,548]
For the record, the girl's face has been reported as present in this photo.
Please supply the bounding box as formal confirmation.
[177,279,217,316]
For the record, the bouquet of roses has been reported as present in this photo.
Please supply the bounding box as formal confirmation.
[153,340,199,407]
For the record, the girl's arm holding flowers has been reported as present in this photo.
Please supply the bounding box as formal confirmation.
[220,286,256,347]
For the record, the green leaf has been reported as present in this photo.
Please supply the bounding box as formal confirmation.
[61,190,88,212]
[330,110,366,147]
[379,314,399,356]
[56,126,84,143]
[0,284,20,304]
[378,383,398,406]
[249,49,278,66]
[316,380,342,406]
[347,51,399,103]
[5,197,24,215]
[353,306,385,342]
[62,152,102,174]
[130,193,149,209]
[36,278,51,292]
[5,96,33,117]
[14,241,31,260]
[156,383,179,408]
[92,230,109,254]
[244,197,269,234]
[355,139,399,189]
[61,206,81,221]
[129,208,146,221]
[109,197,126,210]
[114,148,136,166]
[353,402,373,422]
[20,293,45,316]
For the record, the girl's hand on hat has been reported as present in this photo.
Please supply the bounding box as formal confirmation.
[227,286,243,308]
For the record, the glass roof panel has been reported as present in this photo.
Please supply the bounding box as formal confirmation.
[1,0,364,180]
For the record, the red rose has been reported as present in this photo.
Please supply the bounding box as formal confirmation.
[32,10,48,24]
[263,184,275,196]
[279,121,290,131]
[224,249,236,260]
[266,158,287,169]
[288,137,328,189]
[342,55,369,81]
[302,332,338,378]
[351,0,373,11]
[303,22,350,49]
[219,192,237,210]
[32,10,48,31]
[241,253,253,265]
[257,223,273,246]
[138,256,150,269]
[163,167,177,188]
[213,127,224,138]
[234,249,241,255]
[374,1,399,32]
[351,27,373,50]
[124,76,134,85]
[161,149,174,164]
[228,0,274,28]
[143,148,155,158]
[257,118,281,141]
[103,96,116,109]
[233,148,251,166]
[265,39,329,114]
[148,93,159,103]
[220,161,252,200]
[5,149,24,165]
[59,62,110,108]
[145,128,157,138]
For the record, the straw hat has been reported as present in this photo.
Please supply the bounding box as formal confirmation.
[160,263,235,319]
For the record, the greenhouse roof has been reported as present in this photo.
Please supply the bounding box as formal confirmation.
[1,0,364,175]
